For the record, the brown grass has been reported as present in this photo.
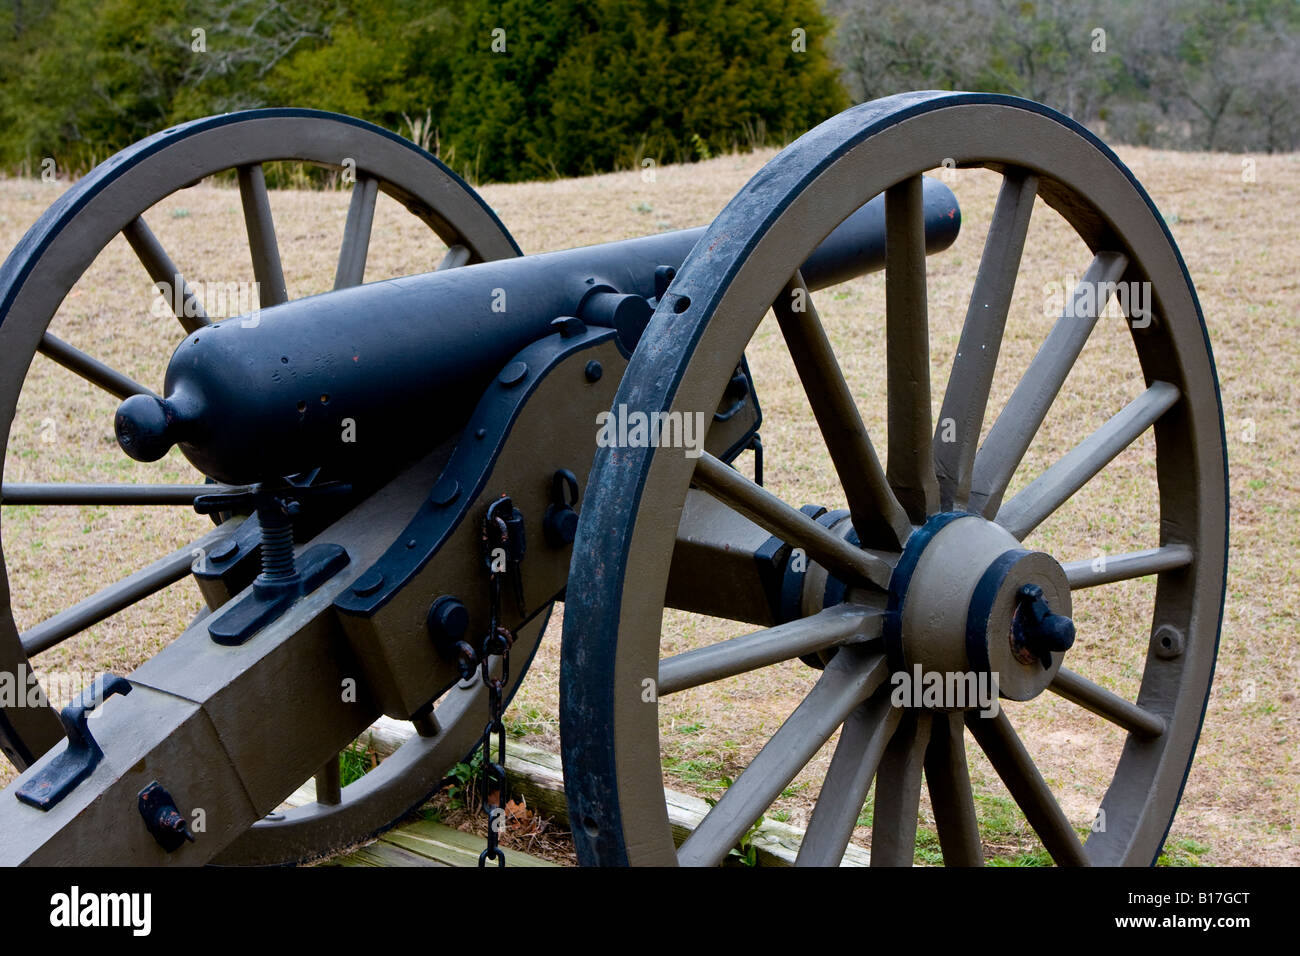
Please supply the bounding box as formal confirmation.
[0,140,1295,866]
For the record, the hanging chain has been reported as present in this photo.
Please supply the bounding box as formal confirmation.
[476,497,523,867]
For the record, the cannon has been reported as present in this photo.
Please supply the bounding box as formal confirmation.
[0,91,1226,866]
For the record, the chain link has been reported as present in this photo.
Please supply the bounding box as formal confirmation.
[477,506,518,867]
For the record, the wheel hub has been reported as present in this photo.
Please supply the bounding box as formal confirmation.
[883,512,1073,704]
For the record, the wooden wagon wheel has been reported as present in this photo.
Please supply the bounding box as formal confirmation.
[559,91,1227,866]
[0,109,542,863]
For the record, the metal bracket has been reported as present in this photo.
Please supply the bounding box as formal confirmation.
[207,543,349,646]
[543,469,580,548]
[709,355,763,464]
[197,478,352,646]
[138,781,196,852]
[484,495,526,615]
[15,674,132,810]
[191,514,263,609]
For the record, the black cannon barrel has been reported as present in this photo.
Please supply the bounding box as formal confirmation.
[116,178,960,485]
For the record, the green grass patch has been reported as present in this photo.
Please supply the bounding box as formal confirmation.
[662,754,728,793]
[505,705,547,738]
[856,788,875,828]
[973,792,1054,866]
[339,739,375,787]
[1157,838,1210,867]
[914,827,944,865]
[986,848,1054,867]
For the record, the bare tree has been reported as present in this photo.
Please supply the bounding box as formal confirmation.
[830,0,981,102]
[1234,18,1300,152]
[189,1,343,86]
[831,0,1299,153]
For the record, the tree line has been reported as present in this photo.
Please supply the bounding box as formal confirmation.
[0,0,1295,186]
[831,0,1300,153]
[0,0,845,182]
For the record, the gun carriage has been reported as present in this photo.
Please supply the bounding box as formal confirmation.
[0,91,1227,866]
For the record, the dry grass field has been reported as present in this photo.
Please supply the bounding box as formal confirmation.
[0,134,1295,866]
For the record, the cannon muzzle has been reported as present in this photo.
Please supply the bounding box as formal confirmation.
[116,178,960,485]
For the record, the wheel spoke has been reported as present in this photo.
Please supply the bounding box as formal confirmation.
[676,648,887,867]
[37,332,156,401]
[658,603,884,697]
[436,243,471,271]
[314,756,342,806]
[333,175,379,289]
[237,163,288,306]
[1050,667,1166,739]
[19,524,231,655]
[795,689,901,866]
[772,272,910,549]
[870,708,931,866]
[924,711,984,865]
[965,709,1089,865]
[996,382,1179,539]
[1063,544,1193,589]
[122,216,210,333]
[968,251,1130,515]
[933,170,1038,510]
[884,174,938,522]
[2,483,240,506]
[693,452,892,589]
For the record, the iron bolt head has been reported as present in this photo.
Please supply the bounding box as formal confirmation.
[429,596,469,642]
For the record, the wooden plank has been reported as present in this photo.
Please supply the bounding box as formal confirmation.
[321,717,873,866]
[329,840,447,867]
[388,819,558,868]
[281,781,316,809]
[383,828,487,867]
[482,731,871,866]
[363,718,870,866]
[331,820,557,868]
